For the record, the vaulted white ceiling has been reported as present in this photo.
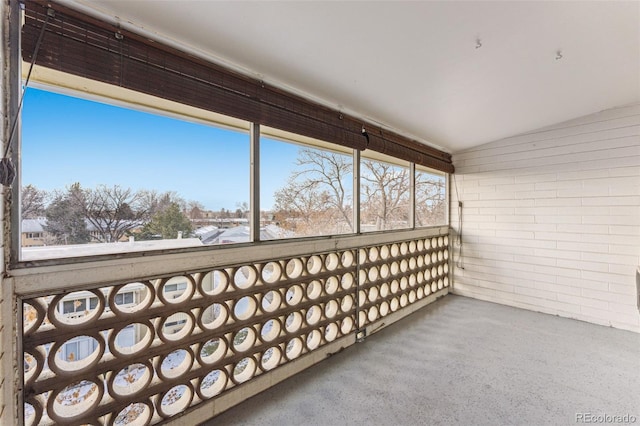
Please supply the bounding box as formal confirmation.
[63,0,640,153]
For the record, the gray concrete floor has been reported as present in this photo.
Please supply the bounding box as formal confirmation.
[203,295,640,426]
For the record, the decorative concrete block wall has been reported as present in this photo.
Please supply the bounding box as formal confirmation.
[451,104,640,332]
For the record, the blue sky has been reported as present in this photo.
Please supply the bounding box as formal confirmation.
[22,88,299,210]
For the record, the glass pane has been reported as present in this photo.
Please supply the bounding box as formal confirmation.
[415,169,446,226]
[360,158,410,231]
[21,87,250,260]
[261,136,353,239]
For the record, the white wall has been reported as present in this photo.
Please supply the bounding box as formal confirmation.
[450,104,640,332]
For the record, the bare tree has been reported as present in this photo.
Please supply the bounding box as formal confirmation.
[415,172,446,226]
[361,160,410,230]
[78,185,149,243]
[21,184,48,219]
[273,148,353,236]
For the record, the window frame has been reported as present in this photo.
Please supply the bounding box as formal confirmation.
[13,74,449,267]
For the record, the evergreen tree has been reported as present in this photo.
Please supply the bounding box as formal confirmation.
[44,184,90,244]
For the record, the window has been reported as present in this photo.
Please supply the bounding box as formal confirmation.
[21,87,250,260]
[261,132,353,240]
[360,157,411,232]
[114,292,134,306]
[63,299,86,314]
[415,168,447,227]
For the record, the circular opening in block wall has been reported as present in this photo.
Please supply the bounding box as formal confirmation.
[341,251,354,267]
[438,236,444,247]
[444,276,450,287]
[444,249,449,260]
[307,255,323,274]
[341,316,354,335]
[380,283,390,298]
[409,290,417,304]
[159,276,194,305]
[400,259,409,273]
[417,271,424,284]
[111,322,153,357]
[113,401,153,426]
[438,279,444,290]
[306,305,322,325]
[368,246,379,262]
[368,286,379,303]
[285,312,303,333]
[261,290,282,313]
[286,338,303,360]
[159,349,193,380]
[400,242,409,255]
[286,258,304,279]
[391,280,400,294]
[444,263,449,274]
[390,297,399,312]
[261,319,281,342]
[49,379,103,423]
[431,282,438,293]
[324,323,339,342]
[379,263,390,279]
[391,262,400,275]
[286,285,304,306]
[261,262,282,284]
[234,266,258,290]
[380,301,390,317]
[233,296,258,321]
[438,251,444,262]
[261,347,281,371]
[110,362,152,398]
[390,244,400,257]
[50,335,103,376]
[438,265,444,276]
[325,277,339,295]
[325,300,339,319]
[368,306,379,322]
[431,237,438,248]
[417,256,424,268]
[400,294,409,307]
[51,290,105,328]
[409,240,417,253]
[424,283,431,296]
[340,295,354,313]
[306,330,322,350]
[233,357,257,384]
[409,257,417,270]
[368,266,379,282]
[160,312,194,342]
[307,280,323,300]
[159,384,193,418]
[199,369,227,399]
[199,270,228,296]
[233,327,257,353]
[341,273,354,290]
[200,303,228,331]
[199,338,227,365]
[325,252,340,271]
[380,245,390,260]
[417,287,425,299]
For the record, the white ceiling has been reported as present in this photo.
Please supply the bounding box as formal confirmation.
[64,0,640,153]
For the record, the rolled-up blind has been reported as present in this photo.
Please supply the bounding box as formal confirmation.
[22,1,454,173]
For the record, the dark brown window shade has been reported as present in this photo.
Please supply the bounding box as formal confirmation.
[22,1,453,173]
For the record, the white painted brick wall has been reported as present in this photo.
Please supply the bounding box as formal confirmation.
[451,104,640,332]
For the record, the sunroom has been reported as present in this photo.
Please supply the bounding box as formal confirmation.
[0,1,638,425]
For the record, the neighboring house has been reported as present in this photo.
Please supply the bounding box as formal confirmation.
[21,217,48,247]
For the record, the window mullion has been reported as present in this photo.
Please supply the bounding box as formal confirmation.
[250,122,260,242]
